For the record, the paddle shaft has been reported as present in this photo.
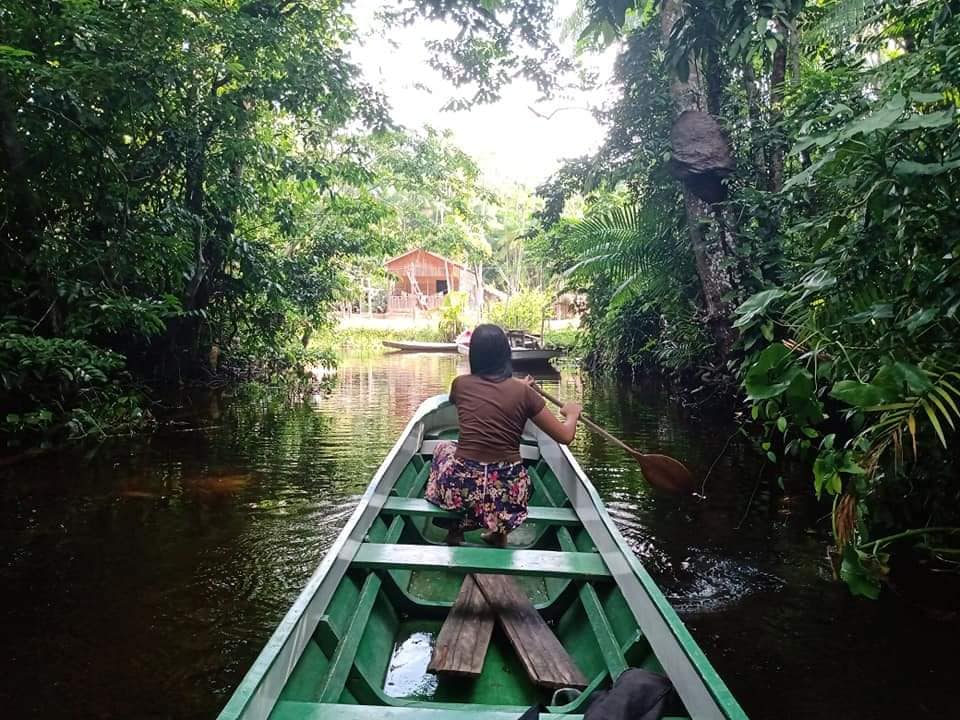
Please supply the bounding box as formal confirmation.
[533,385,643,457]
[531,383,697,494]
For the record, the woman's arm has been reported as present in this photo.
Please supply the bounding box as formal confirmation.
[531,402,581,445]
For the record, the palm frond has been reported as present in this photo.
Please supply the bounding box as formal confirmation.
[565,204,687,308]
[806,0,889,45]
[864,364,960,463]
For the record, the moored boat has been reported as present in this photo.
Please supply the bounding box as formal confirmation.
[218,395,747,720]
[456,341,563,366]
[382,340,458,353]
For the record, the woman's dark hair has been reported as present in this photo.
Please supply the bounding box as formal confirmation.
[469,324,512,380]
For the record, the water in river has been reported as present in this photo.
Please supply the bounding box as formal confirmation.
[1,352,957,719]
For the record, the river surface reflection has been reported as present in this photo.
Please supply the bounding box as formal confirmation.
[1,352,956,718]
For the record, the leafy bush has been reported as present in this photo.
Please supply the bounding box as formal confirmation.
[487,290,554,334]
[0,329,149,443]
[436,291,469,341]
[735,9,960,595]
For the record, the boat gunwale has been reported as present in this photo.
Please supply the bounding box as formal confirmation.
[533,428,748,720]
[217,395,452,720]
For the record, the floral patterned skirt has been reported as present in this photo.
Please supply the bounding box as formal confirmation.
[424,441,532,534]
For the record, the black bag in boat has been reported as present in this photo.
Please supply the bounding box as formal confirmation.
[518,668,681,720]
[582,668,681,720]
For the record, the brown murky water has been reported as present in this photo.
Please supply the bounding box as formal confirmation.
[1,352,957,718]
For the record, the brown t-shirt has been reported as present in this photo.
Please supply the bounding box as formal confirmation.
[450,374,546,463]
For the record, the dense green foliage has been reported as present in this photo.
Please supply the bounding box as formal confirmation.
[0,0,393,441]
[3,0,957,593]
[519,0,960,594]
[487,289,554,334]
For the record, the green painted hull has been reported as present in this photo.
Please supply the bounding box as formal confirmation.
[219,396,748,720]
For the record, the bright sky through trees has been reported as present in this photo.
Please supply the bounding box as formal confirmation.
[351,0,616,186]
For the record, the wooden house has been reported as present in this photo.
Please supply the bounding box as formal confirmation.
[384,249,480,313]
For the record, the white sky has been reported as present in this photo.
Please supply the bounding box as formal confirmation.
[349,1,618,188]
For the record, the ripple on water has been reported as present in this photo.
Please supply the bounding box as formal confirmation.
[662,552,785,614]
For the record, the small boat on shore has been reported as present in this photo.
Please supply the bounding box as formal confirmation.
[382,340,458,353]
[218,396,747,720]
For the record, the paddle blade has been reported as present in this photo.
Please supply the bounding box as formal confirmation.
[631,452,697,494]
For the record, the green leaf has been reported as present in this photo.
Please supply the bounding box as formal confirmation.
[836,95,905,140]
[903,307,938,332]
[783,150,836,190]
[838,455,866,475]
[846,303,893,323]
[909,91,943,103]
[894,110,954,131]
[0,44,35,58]
[777,416,787,432]
[892,159,960,176]
[800,268,837,294]
[765,400,778,419]
[813,454,838,499]
[927,393,956,431]
[921,398,947,447]
[933,386,960,417]
[840,546,881,599]
[733,289,787,328]
[891,362,933,394]
[830,380,892,408]
[744,344,807,400]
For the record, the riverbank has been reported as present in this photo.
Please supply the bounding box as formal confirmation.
[312,320,585,359]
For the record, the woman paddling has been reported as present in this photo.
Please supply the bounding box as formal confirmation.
[425,323,581,547]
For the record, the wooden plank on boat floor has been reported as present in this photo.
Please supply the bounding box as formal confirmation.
[353,544,609,579]
[473,573,589,690]
[427,574,494,677]
[381,498,580,526]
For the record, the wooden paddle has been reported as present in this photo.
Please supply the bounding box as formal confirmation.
[533,385,697,494]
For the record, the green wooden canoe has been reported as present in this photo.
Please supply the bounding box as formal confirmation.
[218,395,748,720]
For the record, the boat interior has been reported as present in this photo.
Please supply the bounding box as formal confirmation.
[267,427,692,720]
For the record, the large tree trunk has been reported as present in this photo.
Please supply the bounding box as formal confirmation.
[742,61,768,184]
[768,20,789,192]
[661,0,738,354]
[182,133,210,312]
[0,91,42,263]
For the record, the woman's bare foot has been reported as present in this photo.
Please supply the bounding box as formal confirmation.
[444,529,464,546]
[481,530,508,548]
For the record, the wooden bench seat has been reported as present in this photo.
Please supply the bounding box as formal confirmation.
[427,575,494,677]
[380,497,580,526]
[352,544,609,580]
